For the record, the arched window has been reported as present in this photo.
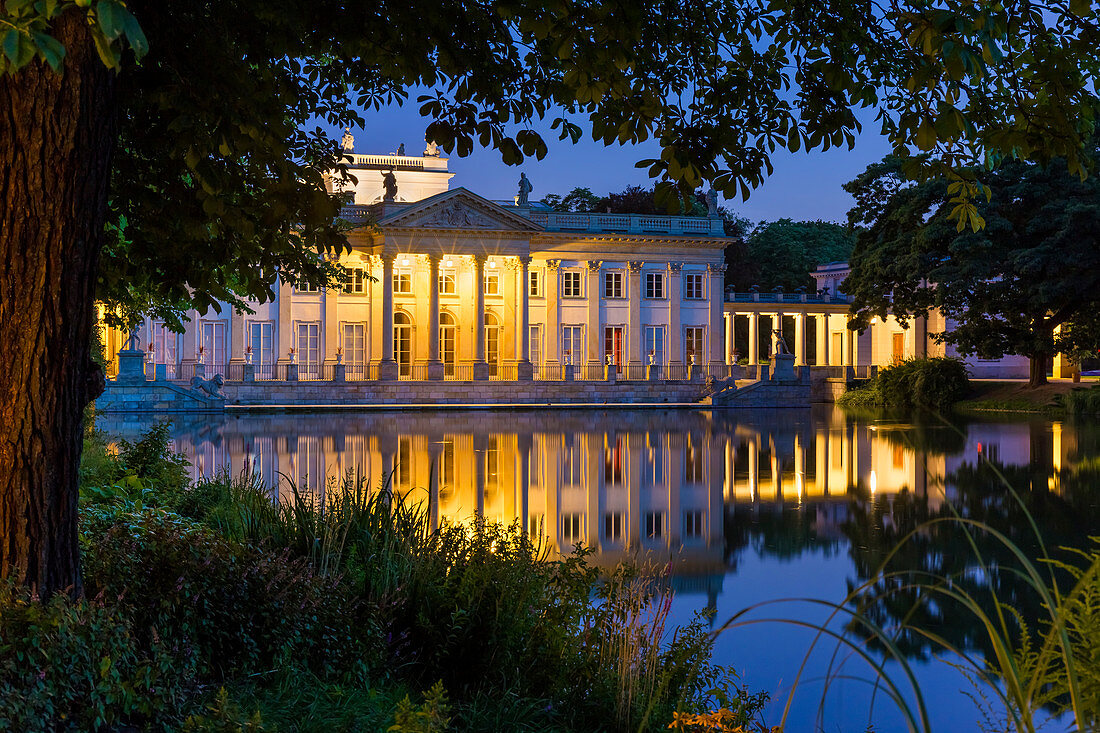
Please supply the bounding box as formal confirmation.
[393,311,412,377]
[439,312,457,376]
[484,312,500,377]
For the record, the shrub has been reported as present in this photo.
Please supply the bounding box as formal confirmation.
[837,357,970,410]
[80,422,190,506]
[0,582,185,732]
[80,505,385,683]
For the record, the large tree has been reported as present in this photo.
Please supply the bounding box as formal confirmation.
[737,219,855,292]
[843,152,1100,386]
[2,0,1099,597]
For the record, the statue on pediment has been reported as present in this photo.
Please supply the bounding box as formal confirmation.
[341,127,354,153]
[382,169,398,202]
[706,187,719,217]
[424,139,440,157]
[517,172,533,206]
[397,143,405,156]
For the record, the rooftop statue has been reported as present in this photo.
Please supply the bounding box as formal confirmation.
[397,143,405,156]
[382,169,398,202]
[424,139,440,157]
[517,172,533,206]
[706,187,719,218]
[341,127,354,153]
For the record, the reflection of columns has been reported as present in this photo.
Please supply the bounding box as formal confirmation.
[586,434,601,549]
[544,260,561,365]
[708,263,726,366]
[472,255,488,379]
[586,260,602,366]
[474,434,486,517]
[627,261,643,364]
[747,435,759,502]
[378,254,397,378]
[668,262,683,366]
[747,313,758,365]
[627,435,643,549]
[794,313,807,365]
[518,434,531,533]
[668,432,682,547]
[793,431,806,502]
[427,255,443,380]
[708,431,723,544]
[428,440,442,530]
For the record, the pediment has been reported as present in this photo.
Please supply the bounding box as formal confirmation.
[376,188,544,233]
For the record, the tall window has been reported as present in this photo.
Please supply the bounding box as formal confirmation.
[603,271,624,298]
[247,322,274,377]
[296,322,320,376]
[342,323,366,366]
[438,269,456,295]
[684,273,705,299]
[645,272,665,299]
[529,270,542,297]
[439,312,456,375]
[561,325,583,364]
[393,270,412,294]
[393,312,412,376]
[485,313,500,376]
[604,326,624,367]
[561,270,583,298]
[150,321,179,377]
[529,325,542,365]
[484,271,500,296]
[200,321,227,369]
[343,267,367,294]
[685,326,706,364]
[644,326,664,365]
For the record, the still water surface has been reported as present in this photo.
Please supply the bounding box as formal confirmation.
[97,406,1100,732]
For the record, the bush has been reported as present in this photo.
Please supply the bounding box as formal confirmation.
[837,357,970,410]
[0,581,185,732]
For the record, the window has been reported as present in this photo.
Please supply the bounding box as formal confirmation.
[295,282,319,294]
[604,513,624,542]
[439,312,457,375]
[684,272,705,299]
[684,510,705,539]
[685,327,706,364]
[342,323,366,366]
[562,270,583,298]
[604,326,624,367]
[645,272,665,299]
[484,271,500,296]
[393,312,412,376]
[200,321,227,369]
[247,322,273,377]
[529,325,542,365]
[644,326,664,365]
[562,513,584,544]
[529,270,542,297]
[603,271,624,298]
[393,270,412,294]
[343,267,367,294]
[150,321,179,377]
[562,325,583,365]
[438,270,456,295]
[485,313,500,376]
[296,322,320,376]
[645,512,664,539]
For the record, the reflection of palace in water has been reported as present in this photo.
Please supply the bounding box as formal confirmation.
[98,408,1077,582]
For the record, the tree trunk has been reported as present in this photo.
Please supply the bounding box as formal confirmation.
[0,12,117,598]
[1029,353,1048,388]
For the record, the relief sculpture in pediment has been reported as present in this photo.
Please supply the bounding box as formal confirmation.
[419,202,500,229]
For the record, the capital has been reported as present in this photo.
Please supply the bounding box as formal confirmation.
[667,262,684,273]
[545,259,562,270]
[627,261,644,273]
[707,262,728,275]
[586,260,603,272]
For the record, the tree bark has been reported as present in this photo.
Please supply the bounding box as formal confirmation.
[1029,353,1048,387]
[0,11,117,598]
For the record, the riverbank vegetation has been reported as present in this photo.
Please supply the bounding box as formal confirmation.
[836,357,970,410]
[0,424,765,732]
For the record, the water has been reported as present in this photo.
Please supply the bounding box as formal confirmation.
[96,406,1100,731]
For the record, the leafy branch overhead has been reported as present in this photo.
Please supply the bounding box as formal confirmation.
[3,0,1099,327]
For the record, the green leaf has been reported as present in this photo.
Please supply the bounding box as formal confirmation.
[97,0,125,40]
[915,119,937,151]
[32,32,65,71]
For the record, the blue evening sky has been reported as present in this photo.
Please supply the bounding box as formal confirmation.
[334,104,894,225]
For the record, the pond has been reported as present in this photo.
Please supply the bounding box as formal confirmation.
[96,406,1100,731]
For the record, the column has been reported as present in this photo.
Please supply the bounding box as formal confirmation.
[857,326,873,368]
[518,434,531,532]
[472,255,488,380]
[724,313,733,364]
[276,278,293,366]
[586,260,602,367]
[914,314,928,357]
[816,313,828,366]
[627,261,643,365]
[707,263,726,367]
[544,260,561,365]
[667,262,683,366]
[323,281,339,366]
[770,314,781,357]
[794,313,807,365]
[378,253,398,380]
[501,258,517,367]
[517,257,533,380]
[230,308,246,366]
[426,254,443,380]
[747,312,758,365]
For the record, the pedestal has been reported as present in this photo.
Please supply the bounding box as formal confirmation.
[646,364,661,381]
[243,363,256,383]
[563,364,575,382]
[154,363,167,381]
[333,363,346,382]
[194,363,206,379]
[286,363,299,382]
[772,353,796,381]
[472,361,489,381]
[377,359,399,381]
[516,361,533,381]
[604,365,617,384]
[116,349,147,384]
[426,360,445,381]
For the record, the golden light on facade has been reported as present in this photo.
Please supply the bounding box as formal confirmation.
[445,259,453,267]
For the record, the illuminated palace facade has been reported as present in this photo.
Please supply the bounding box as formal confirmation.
[106,150,730,382]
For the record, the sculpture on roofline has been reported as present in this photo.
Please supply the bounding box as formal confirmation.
[424,139,440,157]
[341,127,354,153]
[706,187,719,217]
[382,169,398,202]
[517,172,533,206]
[397,142,405,156]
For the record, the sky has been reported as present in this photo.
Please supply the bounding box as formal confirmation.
[331,104,895,225]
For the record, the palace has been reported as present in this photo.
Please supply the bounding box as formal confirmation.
[104,146,731,385]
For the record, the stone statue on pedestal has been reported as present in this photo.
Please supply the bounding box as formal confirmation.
[397,143,405,156]
[772,329,791,354]
[517,172,533,206]
[706,188,719,217]
[424,139,440,157]
[341,127,354,153]
[382,169,398,202]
